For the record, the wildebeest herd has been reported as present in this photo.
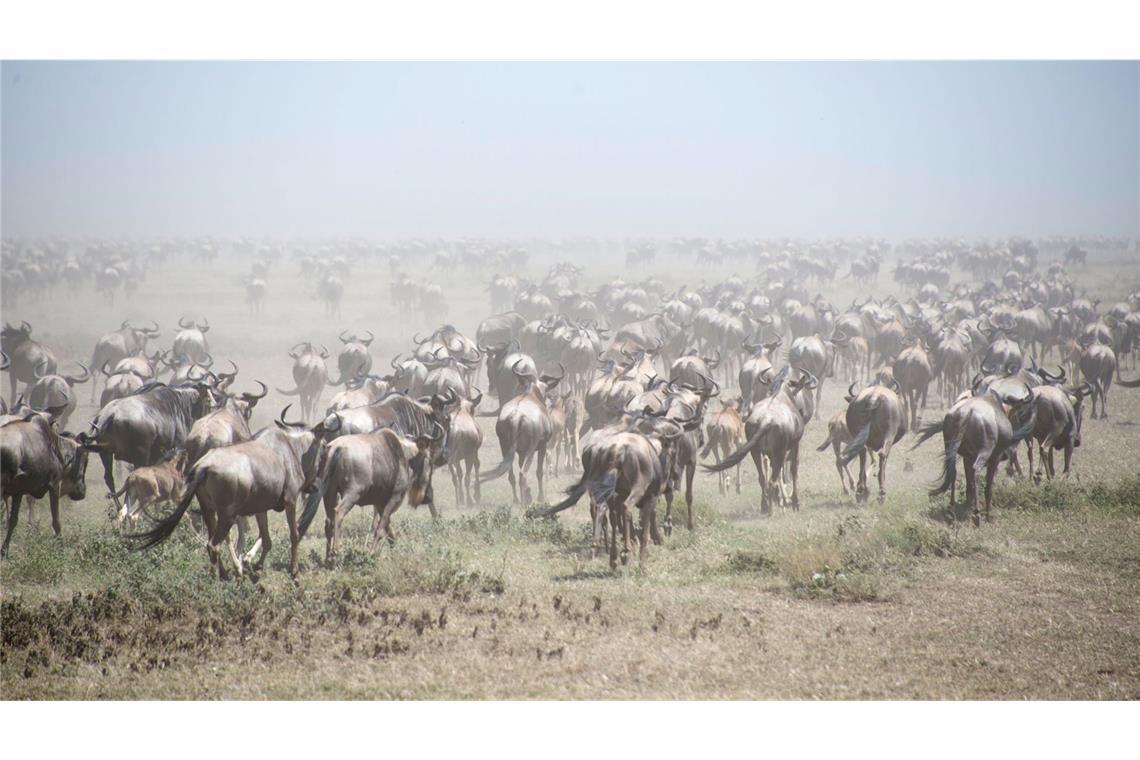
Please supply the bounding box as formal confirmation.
[3,236,1139,580]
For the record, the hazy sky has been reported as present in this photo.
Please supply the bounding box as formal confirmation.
[2,61,1137,239]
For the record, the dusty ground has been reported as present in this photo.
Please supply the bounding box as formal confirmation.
[2,246,1139,699]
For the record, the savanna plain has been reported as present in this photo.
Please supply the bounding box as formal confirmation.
[2,245,1138,699]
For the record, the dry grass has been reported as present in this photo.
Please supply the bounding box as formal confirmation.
[2,248,1139,699]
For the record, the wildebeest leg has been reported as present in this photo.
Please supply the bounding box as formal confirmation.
[684,462,695,529]
[769,452,787,512]
[787,446,800,511]
[963,456,978,527]
[324,490,357,566]
[608,501,620,569]
[876,447,889,502]
[506,461,519,504]
[1,494,22,558]
[856,450,869,502]
[49,489,62,537]
[471,454,481,503]
[983,459,999,524]
[374,493,403,547]
[1060,445,1071,478]
[535,446,547,504]
[620,502,634,567]
[1102,378,1112,419]
[752,450,769,515]
[713,447,726,495]
[449,461,463,507]
[8,373,16,406]
[248,512,272,572]
[101,451,121,511]
[831,440,849,496]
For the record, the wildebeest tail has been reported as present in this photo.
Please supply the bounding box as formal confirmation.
[929,416,967,497]
[910,418,945,450]
[815,432,833,452]
[703,424,764,473]
[299,445,338,538]
[479,442,516,482]
[534,475,591,517]
[130,469,203,551]
[838,422,871,465]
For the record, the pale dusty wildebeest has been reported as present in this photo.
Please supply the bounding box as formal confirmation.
[112,449,187,530]
[28,361,91,430]
[2,321,57,407]
[447,389,484,506]
[277,342,330,423]
[89,320,161,401]
[701,397,745,496]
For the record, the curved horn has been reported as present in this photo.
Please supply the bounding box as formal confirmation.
[145,319,160,335]
[34,360,50,380]
[66,362,91,385]
[244,380,269,400]
[413,332,429,345]
[360,329,374,346]
[338,329,353,344]
[469,387,484,407]
[121,319,131,330]
[319,344,329,359]
[288,342,306,359]
[197,317,210,333]
[178,316,194,329]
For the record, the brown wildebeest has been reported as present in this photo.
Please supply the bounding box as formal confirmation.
[701,398,745,495]
[89,320,161,401]
[480,362,565,506]
[2,322,57,407]
[913,385,1037,526]
[302,422,441,565]
[1,411,90,558]
[448,389,484,506]
[133,407,322,581]
[815,407,858,496]
[113,449,187,530]
[536,413,689,569]
[703,367,817,515]
[838,381,908,503]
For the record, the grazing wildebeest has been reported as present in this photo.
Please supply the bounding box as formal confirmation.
[330,330,374,386]
[480,362,565,506]
[703,368,817,515]
[112,449,187,530]
[89,320,161,401]
[133,407,322,581]
[913,384,1037,526]
[2,322,57,406]
[84,381,215,511]
[1,412,90,558]
[838,381,908,502]
[447,390,484,506]
[277,342,330,422]
[302,422,441,565]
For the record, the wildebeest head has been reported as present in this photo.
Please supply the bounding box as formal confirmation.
[59,432,91,501]
[407,420,445,507]
[1,321,33,351]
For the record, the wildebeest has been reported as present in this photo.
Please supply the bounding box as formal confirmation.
[704,368,817,515]
[277,342,330,422]
[2,322,57,406]
[301,422,441,565]
[536,412,687,568]
[112,449,187,530]
[172,317,211,364]
[701,397,745,495]
[133,406,322,581]
[1,411,90,558]
[480,362,565,506]
[89,320,161,401]
[838,381,908,502]
[28,361,91,431]
[815,407,858,496]
[913,384,1037,525]
[84,381,215,510]
[447,390,484,506]
[892,339,932,429]
[1019,383,1092,482]
[331,330,374,386]
[183,381,268,468]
